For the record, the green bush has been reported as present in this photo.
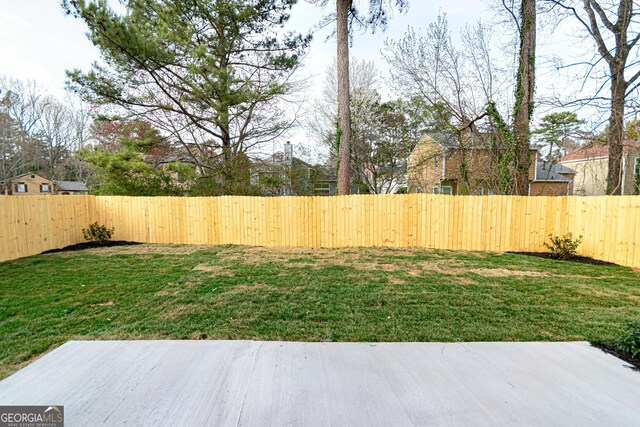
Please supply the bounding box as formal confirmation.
[617,320,640,358]
[544,232,583,260]
[82,222,114,243]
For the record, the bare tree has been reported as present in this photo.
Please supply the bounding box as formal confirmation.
[0,77,46,186]
[0,76,92,187]
[312,0,408,194]
[384,15,510,131]
[312,60,433,193]
[384,15,518,194]
[544,0,640,194]
[311,58,380,191]
[0,101,24,189]
[308,58,379,148]
[37,99,78,178]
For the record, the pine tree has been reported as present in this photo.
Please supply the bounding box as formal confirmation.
[64,0,311,193]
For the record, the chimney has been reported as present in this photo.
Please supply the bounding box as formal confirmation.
[284,141,293,166]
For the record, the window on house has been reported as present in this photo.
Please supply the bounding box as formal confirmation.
[15,183,27,193]
[434,154,439,170]
[474,187,484,195]
[40,183,50,193]
[433,185,452,195]
[314,182,330,195]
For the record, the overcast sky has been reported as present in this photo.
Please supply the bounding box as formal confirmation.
[0,0,598,160]
[0,0,489,92]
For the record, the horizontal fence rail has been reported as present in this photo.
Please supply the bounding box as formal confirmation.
[1,195,639,268]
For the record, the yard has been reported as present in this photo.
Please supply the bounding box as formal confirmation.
[1,244,639,379]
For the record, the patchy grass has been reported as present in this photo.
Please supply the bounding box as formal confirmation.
[1,244,639,379]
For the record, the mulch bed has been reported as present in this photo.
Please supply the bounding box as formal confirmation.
[508,252,618,266]
[591,342,640,371]
[42,241,141,254]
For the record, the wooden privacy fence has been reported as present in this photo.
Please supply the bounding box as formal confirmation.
[1,194,640,268]
[0,195,94,263]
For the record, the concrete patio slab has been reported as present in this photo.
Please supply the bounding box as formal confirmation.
[0,341,638,426]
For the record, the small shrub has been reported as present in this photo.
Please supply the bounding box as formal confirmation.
[617,320,640,358]
[544,232,582,260]
[82,222,114,243]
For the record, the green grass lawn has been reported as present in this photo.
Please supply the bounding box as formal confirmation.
[1,244,640,379]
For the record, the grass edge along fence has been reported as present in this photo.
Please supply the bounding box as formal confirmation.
[1,194,639,268]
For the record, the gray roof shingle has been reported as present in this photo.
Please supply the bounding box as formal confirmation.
[535,162,575,182]
[56,181,88,192]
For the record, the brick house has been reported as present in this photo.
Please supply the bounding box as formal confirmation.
[407,134,575,196]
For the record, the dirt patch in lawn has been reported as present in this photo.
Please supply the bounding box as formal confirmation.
[455,276,479,285]
[405,261,467,276]
[213,247,519,279]
[51,243,215,256]
[155,289,179,297]
[348,262,401,271]
[222,246,319,261]
[224,283,280,294]
[218,246,415,271]
[220,246,444,264]
[466,267,607,280]
[468,268,553,278]
[93,301,115,306]
[387,276,407,285]
[194,264,226,273]
[85,244,214,255]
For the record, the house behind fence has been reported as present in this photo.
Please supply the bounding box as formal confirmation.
[559,141,640,196]
[408,134,575,196]
[2,172,88,196]
[250,142,338,196]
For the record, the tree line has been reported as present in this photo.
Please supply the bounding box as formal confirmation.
[0,77,91,188]
[1,0,637,196]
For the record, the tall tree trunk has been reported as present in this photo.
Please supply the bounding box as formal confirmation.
[553,0,637,194]
[512,0,536,195]
[336,0,351,195]
[606,68,626,195]
[216,0,231,164]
